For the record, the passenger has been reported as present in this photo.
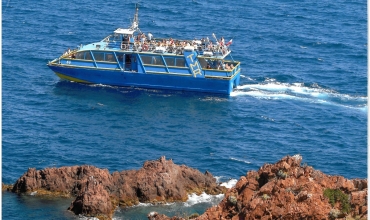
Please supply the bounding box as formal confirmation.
[123,35,129,42]
[206,64,211,69]
[129,35,134,43]
[209,41,213,49]
[230,64,234,69]
[147,32,153,41]
[141,33,146,44]
[220,37,225,46]
[142,42,149,51]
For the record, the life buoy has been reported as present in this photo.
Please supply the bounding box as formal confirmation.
[121,43,127,50]
[142,45,149,51]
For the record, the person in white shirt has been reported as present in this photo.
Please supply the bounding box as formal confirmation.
[147,32,153,41]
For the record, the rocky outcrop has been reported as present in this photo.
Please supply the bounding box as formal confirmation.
[149,155,367,220]
[69,177,113,219]
[11,156,225,219]
[12,165,112,196]
[109,156,224,207]
[11,155,368,220]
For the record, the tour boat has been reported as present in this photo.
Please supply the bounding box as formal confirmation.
[47,5,241,95]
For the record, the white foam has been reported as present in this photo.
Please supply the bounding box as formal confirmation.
[78,216,99,220]
[230,157,252,164]
[135,202,153,207]
[183,192,224,207]
[182,178,238,206]
[135,201,174,207]
[233,81,367,111]
[232,90,298,100]
[237,83,287,91]
[220,179,238,189]
[214,176,223,183]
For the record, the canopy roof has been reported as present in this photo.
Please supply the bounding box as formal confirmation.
[114,28,135,35]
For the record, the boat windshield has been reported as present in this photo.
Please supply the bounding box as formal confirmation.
[102,33,122,42]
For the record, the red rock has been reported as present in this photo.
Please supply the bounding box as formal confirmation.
[10,155,368,220]
[177,155,367,220]
[69,178,113,218]
[11,156,225,219]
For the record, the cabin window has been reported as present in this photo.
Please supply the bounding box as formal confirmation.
[197,58,208,68]
[116,53,124,62]
[93,52,104,61]
[175,58,185,67]
[85,52,93,60]
[75,52,84,59]
[164,57,175,66]
[152,55,164,66]
[140,56,152,65]
[105,53,115,62]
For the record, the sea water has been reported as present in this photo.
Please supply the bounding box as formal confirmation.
[2,0,367,219]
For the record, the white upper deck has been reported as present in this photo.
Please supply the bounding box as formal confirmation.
[114,28,135,35]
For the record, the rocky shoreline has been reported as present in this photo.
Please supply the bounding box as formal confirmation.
[8,156,225,219]
[5,155,367,219]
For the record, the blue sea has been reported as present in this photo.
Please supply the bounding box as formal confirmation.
[2,0,367,219]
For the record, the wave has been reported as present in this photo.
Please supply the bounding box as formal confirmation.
[220,178,238,189]
[230,157,252,164]
[182,178,237,206]
[127,178,237,210]
[231,81,367,111]
[183,192,224,207]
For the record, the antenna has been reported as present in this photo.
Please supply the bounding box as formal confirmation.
[130,3,139,31]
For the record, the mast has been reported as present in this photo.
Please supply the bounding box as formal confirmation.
[130,3,139,31]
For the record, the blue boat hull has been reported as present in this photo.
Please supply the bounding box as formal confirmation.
[48,65,240,95]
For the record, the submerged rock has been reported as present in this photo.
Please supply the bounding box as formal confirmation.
[11,156,225,219]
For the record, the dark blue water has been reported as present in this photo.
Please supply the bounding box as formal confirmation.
[2,0,367,219]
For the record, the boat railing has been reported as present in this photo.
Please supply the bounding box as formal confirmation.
[107,41,121,49]
[59,48,78,59]
[116,38,231,58]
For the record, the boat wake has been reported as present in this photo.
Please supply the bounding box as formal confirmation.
[231,81,367,112]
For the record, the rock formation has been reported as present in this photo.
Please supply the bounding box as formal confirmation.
[148,155,368,220]
[10,155,368,219]
[11,156,225,219]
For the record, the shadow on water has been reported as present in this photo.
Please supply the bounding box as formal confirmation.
[3,189,223,220]
[2,191,76,220]
[52,80,231,102]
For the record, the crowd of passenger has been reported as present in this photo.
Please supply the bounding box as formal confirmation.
[121,32,231,57]
[61,32,236,71]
